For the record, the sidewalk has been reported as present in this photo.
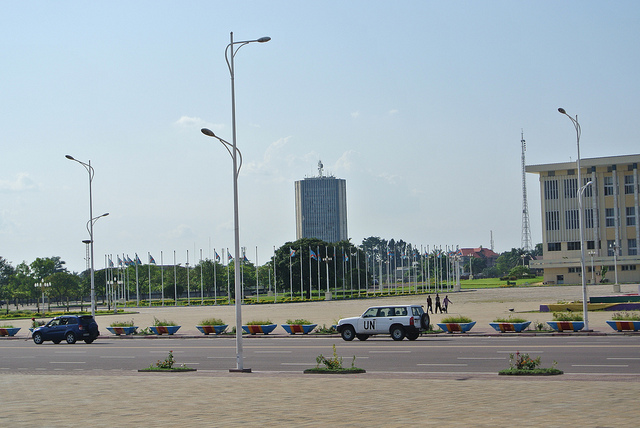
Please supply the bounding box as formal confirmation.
[1,370,639,427]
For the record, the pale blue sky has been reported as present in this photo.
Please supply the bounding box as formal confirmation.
[2,1,639,272]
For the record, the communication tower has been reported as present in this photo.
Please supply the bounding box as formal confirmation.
[521,130,533,252]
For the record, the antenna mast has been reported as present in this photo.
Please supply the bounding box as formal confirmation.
[318,160,324,177]
[521,130,533,252]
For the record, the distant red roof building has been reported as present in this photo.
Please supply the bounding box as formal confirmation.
[459,247,499,267]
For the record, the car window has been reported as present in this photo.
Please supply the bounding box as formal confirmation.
[362,308,379,318]
[48,319,60,326]
[67,318,78,325]
[412,306,424,316]
[395,307,408,316]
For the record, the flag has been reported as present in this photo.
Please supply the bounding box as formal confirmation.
[243,255,249,263]
[310,249,318,260]
[149,254,156,264]
[290,248,296,257]
[387,250,394,257]
[135,254,142,265]
[108,257,114,268]
[215,251,220,262]
[228,253,233,261]
[344,252,348,262]
[117,256,123,267]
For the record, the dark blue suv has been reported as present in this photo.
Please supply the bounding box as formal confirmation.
[32,315,100,345]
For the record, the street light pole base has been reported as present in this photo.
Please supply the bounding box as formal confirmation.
[229,368,252,373]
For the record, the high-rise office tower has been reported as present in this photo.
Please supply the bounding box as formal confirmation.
[295,161,348,243]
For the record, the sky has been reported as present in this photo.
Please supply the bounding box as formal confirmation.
[2,1,640,273]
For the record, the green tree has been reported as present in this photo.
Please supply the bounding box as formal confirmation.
[49,272,80,311]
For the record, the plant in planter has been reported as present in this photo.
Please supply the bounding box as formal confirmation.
[606,312,640,332]
[139,350,196,372]
[242,319,277,335]
[547,312,584,332]
[149,317,181,335]
[107,319,138,336]
[489,315,531,333]
[196,317,228,335]
[281,318,317,335]
[498,351,563,376]
[304,344,365,374]
[437,315,476,333]
[0,324,21,337]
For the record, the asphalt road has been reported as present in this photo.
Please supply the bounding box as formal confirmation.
[2,334,640,376]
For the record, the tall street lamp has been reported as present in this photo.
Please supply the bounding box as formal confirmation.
[201,32,270,373]
[558,108,591,330]
[66,155,108,317]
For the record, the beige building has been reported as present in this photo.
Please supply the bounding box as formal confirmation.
[526,154,640,285]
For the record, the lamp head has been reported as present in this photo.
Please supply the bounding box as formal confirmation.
[558,107,567,114]
[65,155,75,160]
[102,212,110,217]
[257,36,271,43]
[201,128,216,137]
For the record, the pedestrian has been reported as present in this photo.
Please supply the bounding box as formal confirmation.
[434,293,442,314]
[443,295,452,313]
[426,295,433,313]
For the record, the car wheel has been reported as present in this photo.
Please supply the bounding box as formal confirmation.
[84,338,94,344]
[65,332,77,344]
[356,334,369,341]
[421,313,431,331]
[390,325,405,341]
[33,332,44,345]
[406,330,420,341]
[340,325,356,341]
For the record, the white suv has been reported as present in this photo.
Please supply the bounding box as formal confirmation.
[337,304,430,341]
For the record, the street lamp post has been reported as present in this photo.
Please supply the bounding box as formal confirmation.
[588,251,597,285]
[558,108,591,331]
[201,32,270,373]
[66,155,108,317]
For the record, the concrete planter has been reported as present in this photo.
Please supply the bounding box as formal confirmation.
[196,325,228,335]
[546,321,584,332]
[107,326,138,336]
[242,324,277,335]
[149,325,181,335]
[606,320,640,332]
[489,321,531,333]
[437,321,476,333]
[0,327,21,337]
[281,324,317,335]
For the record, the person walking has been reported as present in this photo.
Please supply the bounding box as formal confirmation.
[434,294,442,314]
[426,295,433,314]
[443,295,452,313]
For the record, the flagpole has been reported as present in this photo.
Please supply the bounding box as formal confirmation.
[186,250,190,305]
[214,248,218,305]
[174,250,177,306]
[161,251,164,306]
[200,249,204,305]
[148,252,151,307]
[255,246,259,303]
[273,246,277,303]
[299,245,302,299]
[289,247,293,300]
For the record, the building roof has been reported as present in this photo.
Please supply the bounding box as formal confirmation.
[459,247,499,259]
[525,153,640,174]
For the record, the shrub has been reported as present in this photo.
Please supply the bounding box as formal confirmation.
[610,312,640,321]
[109,319,135,327]
[0,324,15,328]
[286,318,313,325]
[493,315,528,323]
[199,317,225,326]
[246,319,272,325]
[552,312,583,321]
[441,315,473,323]
[152,317,177,326]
